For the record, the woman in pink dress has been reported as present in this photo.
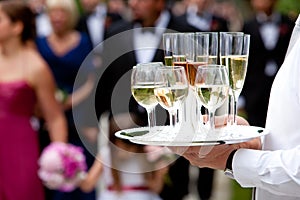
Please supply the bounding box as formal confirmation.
[0,1,67,200]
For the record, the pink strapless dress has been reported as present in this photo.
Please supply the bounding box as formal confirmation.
[0,81,44,200]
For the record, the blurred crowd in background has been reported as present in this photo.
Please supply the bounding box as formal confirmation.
[0,0,299,200]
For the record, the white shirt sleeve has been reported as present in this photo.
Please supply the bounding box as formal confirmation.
[286,14,300,56]
[232,147,300,197]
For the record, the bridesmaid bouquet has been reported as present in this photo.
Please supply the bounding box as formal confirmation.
[38,142,87,192]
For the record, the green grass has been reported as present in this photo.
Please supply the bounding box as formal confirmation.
[231,180,252,200]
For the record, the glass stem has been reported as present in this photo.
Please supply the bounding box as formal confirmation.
[169,109,178,130]
[227,94,235,126]
[208,109,216,131]
[182,101,187,123]
[233,99,238,125]
[147,108,156,133]
[196,99,202,130]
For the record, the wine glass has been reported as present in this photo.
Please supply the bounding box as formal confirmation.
[131,62,163,133]
[154,66,189,132]
[163,33,190,131]
[225,34,250,125]
[194,65,229,131]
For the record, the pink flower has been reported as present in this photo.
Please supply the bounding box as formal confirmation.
[38,142,87,192]
[39,149,63,171]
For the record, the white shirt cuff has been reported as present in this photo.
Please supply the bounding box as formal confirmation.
[232,149,265,188]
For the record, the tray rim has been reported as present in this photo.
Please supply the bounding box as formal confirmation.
[115,125,269,146]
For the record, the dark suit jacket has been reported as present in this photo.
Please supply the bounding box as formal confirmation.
[241,14,294,127]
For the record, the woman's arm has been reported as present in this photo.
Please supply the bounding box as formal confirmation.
[30,52,68,142]
[63,74,95,110]
[80,155,103,192]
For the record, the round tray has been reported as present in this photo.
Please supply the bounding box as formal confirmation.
[115,125,269,146]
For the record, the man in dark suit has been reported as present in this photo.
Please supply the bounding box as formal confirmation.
[95,0,192,119]
[241,0,294,128]
[177,1,229,199]
[95,0,192,199]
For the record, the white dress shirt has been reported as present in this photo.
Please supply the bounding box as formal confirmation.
[186,5,212,31]
[36,12,52,37]
[133,10,170,64]
[233,15,300,200]
[257,12,281,77]
[286,15,300,56]
[257,12,280,50]
[87,4,106,47]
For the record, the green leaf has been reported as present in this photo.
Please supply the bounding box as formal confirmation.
[120,130,148,137]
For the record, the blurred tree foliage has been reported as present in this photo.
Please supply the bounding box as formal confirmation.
[277,0,300,20]
[237,0,300,21]
[75,0,84,15]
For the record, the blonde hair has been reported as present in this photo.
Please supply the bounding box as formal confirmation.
[45,0,79,29]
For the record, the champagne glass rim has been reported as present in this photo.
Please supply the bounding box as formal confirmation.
[163,32,194,36]
[195,31,218,35]
[158,66,185,70]
[244,34,251,38]
[136,62,164,67]
[162,32,180,36]
[197,64,227,69]
[220,31,244,35]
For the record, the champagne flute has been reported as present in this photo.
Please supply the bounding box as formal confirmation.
[172,33,188,72]
[186,32,209,88]
[183,32,209,131]
[162,33,174,66]
[225,34,250,125]
[169,33,190,127]
[202,32,219,64]
[194,65,229,131]
[219,32,244,65]
[154,66,189,132]
[131,62,163,133]
[219,32,244,125]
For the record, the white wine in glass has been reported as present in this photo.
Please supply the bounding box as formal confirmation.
[225,34,250,125]
[132,83,158,108]
[131,63,163,133]
[154,66,189,132]
[195,65,229,131]
[227,55,248,96]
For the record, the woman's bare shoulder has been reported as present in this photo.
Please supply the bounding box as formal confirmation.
[25,48,53,86]
[27,48,48,69]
